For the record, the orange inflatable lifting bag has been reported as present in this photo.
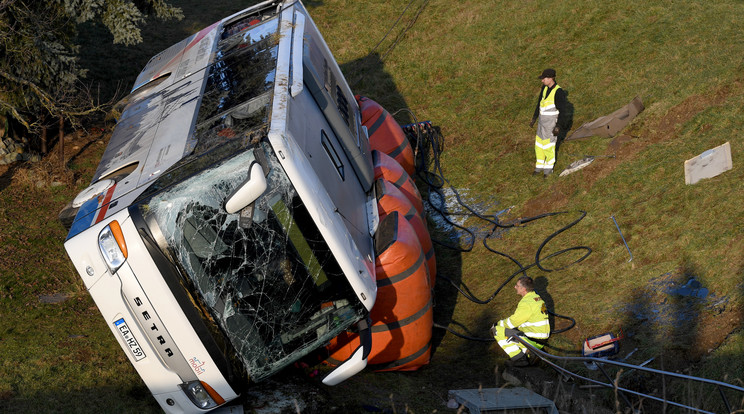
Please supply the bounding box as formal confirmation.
[376,179,436,283]
[373,150,424,217]
[325,212,432,371]
[356,95,415,176]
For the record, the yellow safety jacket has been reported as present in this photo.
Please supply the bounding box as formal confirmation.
[502,291,550,340]
[539,84,561,117]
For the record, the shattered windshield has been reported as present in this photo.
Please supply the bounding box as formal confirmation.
[138,143,365,381]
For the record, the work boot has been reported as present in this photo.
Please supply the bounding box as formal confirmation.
[543,170,553,177]
[505,352,530,368]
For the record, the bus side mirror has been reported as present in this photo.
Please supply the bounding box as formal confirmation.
[322,317,371,386]
[224,161,267,214]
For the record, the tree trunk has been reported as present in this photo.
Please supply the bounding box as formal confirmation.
[59,116,64,168]
[41,125,47,154]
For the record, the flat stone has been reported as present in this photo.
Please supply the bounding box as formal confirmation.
[684,141,732,185]
[2,153,21,164]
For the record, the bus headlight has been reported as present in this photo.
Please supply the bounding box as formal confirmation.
[98,220,128,273]
[182,381,224,409]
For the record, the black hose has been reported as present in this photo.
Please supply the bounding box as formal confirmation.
[534,210,592,272]
[405,121,588,340]
[549,310,576,334]
[434,310,575,342]
[437,210,591,305]
[433,322,494,342]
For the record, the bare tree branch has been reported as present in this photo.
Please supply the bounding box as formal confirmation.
[0,68,58,115]
[0,0,18,13]
[0,96,31,129]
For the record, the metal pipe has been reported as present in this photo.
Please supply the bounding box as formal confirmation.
[610,215,633,262]
[597,362,634,411]
[718,384,732,413]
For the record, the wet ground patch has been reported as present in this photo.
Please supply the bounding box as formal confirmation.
[426,186,511,248]
[615,272,740,363]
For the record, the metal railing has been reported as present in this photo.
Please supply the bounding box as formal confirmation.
[512,336,744,414]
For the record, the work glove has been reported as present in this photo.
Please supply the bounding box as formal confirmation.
[552,126,560,136]
[529,118,536,128]
[504,328,521,338]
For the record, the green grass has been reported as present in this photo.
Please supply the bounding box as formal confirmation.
[2,0,744,412]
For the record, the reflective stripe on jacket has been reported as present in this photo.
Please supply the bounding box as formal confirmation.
[501,291,550,339]
[539,84,562,116]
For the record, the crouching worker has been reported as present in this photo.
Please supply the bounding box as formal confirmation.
[491,276,550,367]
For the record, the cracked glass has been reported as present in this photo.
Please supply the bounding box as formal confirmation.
[139,144,364,381]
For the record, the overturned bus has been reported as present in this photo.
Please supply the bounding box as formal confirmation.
[62,0,438,410]
[62,0,387,411]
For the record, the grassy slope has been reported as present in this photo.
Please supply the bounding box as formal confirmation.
[1,0,744,412]
[311,0,744,411]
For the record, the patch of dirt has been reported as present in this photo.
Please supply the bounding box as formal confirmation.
[608,134,633,150]
[521,185,571,218]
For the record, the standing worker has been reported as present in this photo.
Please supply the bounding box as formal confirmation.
[530,68,568,177]
[491,276,550,367]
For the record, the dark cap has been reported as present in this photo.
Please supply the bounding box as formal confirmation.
[538,68,556,79]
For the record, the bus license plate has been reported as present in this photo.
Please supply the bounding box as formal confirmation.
[114,318,146,361]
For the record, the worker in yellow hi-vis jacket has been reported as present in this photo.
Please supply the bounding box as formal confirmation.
[530,68,568,177]
[492,276,550,367]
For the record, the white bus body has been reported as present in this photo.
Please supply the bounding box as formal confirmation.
[64,1,378,411]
